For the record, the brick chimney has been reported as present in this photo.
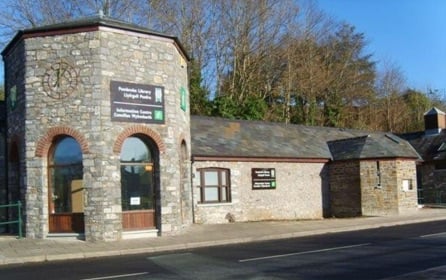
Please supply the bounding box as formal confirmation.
[424,107,446,135]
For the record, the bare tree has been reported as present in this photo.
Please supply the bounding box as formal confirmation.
[0,0,151,45]
[210,0,301,119]
[280,1,335,125]
[375,60,406,132]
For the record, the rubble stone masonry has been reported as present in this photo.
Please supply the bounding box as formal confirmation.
[192,161,329,224]
[330,159,417,217]
[2,23,191,241]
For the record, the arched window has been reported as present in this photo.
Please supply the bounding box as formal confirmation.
[120,137,154,211]
[48,136,83,214]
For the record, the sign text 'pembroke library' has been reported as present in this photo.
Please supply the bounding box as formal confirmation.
[111,80,165,124]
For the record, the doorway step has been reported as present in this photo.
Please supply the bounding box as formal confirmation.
[47,233,85,241]
[122,229,158,240]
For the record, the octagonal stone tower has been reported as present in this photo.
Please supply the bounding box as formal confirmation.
[2,16,192,241]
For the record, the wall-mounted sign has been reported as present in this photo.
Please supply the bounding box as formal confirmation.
[402,179,413,191]
[252,168,276,189]
[130,197,141,205]
[110,80,165,124]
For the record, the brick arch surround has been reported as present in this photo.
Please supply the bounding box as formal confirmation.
[35,126,90,157]
[113,125,166,154]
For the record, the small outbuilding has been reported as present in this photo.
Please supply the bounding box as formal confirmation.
[190,116,420,222]
[328,134,420,217]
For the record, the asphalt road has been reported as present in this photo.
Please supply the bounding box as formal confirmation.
[2,220,446,279]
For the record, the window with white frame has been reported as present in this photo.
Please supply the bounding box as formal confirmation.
[198,168,231,203]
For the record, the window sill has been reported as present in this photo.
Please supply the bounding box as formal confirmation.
[197,202,233,207]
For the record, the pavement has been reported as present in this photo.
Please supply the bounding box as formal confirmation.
[1,207,446,279]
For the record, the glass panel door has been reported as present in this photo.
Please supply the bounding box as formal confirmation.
[120,136,157,230]
[121,163,154,211]
[48,136,84,233]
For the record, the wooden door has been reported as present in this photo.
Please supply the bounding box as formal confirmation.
[49,179,84,233]
[120,137,158,232]
[49,213,84,233]
[121,166,156,231]
[122,210,155,230]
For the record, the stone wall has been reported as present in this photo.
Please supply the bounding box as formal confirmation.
[192,161,328,224]
[3,23,191,240]
[395,160,418,211]
[360,160,417,216]
[98,28,192,236]
[3,39,27,236]
[417,163,446,204]
[330,159,418,218]
[360,160,398,215]
[329,161,361,217]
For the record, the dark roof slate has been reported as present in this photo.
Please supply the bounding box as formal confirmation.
[400,130,446,161]
[2,15,189,59]
[328,133,420,161]
[425,107,445,116]
[191,116,420,161]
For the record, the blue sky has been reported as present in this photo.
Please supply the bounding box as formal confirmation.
[1,1,444,95]
[317,0,446,94]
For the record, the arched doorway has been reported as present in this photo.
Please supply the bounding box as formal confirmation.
[48,136,84,233]
[120,135,159,230]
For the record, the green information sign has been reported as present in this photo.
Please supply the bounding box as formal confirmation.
[154,110,164,121]
[251,168,276,189]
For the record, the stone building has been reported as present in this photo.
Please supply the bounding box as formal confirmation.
[327,135,419,217]
[1,16,192,241]
[190,116,420,222]
[401,107,446,205]
[0,16,422,241]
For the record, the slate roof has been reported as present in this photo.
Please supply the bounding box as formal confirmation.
[425,107,445,116]
[191,116,420,161]
[400,130,446,161]
[398,107,446,162]
[2,15,189,60]
[327,133,420,161]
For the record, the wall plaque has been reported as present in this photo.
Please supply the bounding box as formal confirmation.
[110,80,165,124]
[252,168,276,189]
